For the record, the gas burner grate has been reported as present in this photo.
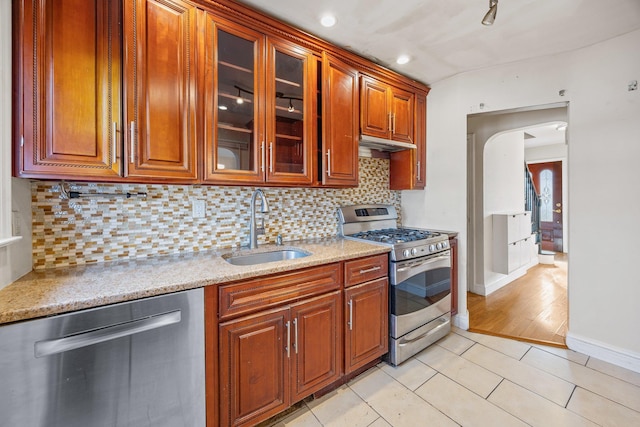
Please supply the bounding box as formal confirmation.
[350,228,440,244]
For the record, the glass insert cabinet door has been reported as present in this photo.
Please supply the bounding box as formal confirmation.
[204,17,264,183]
[265,40,314,184]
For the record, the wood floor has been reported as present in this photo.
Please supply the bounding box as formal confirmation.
[467,253,568,348]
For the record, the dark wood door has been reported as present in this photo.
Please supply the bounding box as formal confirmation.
[390,87,414,143]
[202,13,265,184]
[360,76,390,139]
[344,277,389,374]
[290,291,342,402]
[219,307,289,427]
[322,54,359,187]
[16,0,121,180]
[124,0,198,181]
[528,161,563,252]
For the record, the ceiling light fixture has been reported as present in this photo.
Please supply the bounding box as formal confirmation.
[482,0,498,26]
[396,55,410,65]
[320,14,336,28]
[287,99,295,113]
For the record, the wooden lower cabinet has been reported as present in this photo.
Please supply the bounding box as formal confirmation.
[218,291,342,427]
[344,277,389,374]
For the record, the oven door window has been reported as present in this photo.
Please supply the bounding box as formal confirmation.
[391,266,451,316]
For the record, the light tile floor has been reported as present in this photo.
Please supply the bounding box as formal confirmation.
[268,327,640,427]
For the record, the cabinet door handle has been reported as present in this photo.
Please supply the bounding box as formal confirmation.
[260,141,265,172]
[285,320,291,358]
[392,114,396,133]
[388,112,392,132]
[269,142,273,173]
[129,121,136,164]
[293,318,298,354]
[326,149,331,177]
[347,299,353,331]
[112,122,118,163]
[417,161,421,181]
[359,266,381,274]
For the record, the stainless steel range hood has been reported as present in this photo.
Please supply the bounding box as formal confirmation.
[359,135,416,152]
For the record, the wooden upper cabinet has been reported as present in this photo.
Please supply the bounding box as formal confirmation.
[265,38,315,185]
[360,77,390,139]
[15,0,122,180]
[389,92,426,190]
[201,18,315,186]
[202,14,265,184]
[390,87,414,143]
[124,0,198,181]
[360,75,415,144]
[322,54,359,187]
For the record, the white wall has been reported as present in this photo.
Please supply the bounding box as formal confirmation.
[0,0,32,289]
[402,29,640,368]
[483,131,525,287]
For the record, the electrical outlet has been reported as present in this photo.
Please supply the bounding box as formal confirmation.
[192,199,206,218]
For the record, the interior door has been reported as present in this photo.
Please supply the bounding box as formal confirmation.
[528,161,563,252]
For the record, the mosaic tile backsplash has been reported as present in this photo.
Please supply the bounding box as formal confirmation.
[32,158,401,269]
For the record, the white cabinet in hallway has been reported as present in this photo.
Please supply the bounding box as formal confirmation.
[493,212,534,274]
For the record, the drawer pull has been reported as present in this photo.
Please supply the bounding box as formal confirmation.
[359,266,381,274]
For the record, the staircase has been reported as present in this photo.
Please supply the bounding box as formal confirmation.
[525,165,541,246]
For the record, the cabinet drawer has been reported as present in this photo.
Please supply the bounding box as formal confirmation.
[344,254,388,287]
[219,264,341,320]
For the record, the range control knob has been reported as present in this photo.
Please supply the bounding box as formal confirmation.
[436,242,442,250]
[403,249,410,258]
[429,244,436,252]
[411,248,418,256]
[442,241,449,248]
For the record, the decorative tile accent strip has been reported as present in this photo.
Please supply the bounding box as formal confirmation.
[32,158,401,269]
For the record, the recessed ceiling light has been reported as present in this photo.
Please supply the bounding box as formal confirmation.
[320,14,336,28]
[218,105,228,111]
[396,55,410,65]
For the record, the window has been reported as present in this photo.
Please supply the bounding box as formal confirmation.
[539,169,553,222]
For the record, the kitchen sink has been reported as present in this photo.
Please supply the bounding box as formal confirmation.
[223,248,310,266]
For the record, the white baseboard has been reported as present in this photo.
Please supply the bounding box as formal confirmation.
[452,310,469,330]
[566,331,640,374]
[476,269,526,296]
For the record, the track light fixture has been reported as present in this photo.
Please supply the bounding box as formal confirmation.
[287,99,295,112]
[235,87,244,104]
[482,0,498,26]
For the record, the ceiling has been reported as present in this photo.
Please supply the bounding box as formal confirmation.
[523,123,566,149]
[237,0,640,86]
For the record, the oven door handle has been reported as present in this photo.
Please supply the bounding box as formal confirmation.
[395,253,451,274]
[393,252,451,285]
[398,317,450,346]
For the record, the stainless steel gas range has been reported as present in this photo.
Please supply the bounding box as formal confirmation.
[338,204,452,365]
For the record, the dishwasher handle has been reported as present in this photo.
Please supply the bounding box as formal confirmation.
[34,310,181,358]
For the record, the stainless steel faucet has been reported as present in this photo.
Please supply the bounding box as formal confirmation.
[249,189,269,249]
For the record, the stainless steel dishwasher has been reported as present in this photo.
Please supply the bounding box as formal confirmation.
[0,288,205,427]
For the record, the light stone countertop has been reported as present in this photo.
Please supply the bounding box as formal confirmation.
[0,238,390,325]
